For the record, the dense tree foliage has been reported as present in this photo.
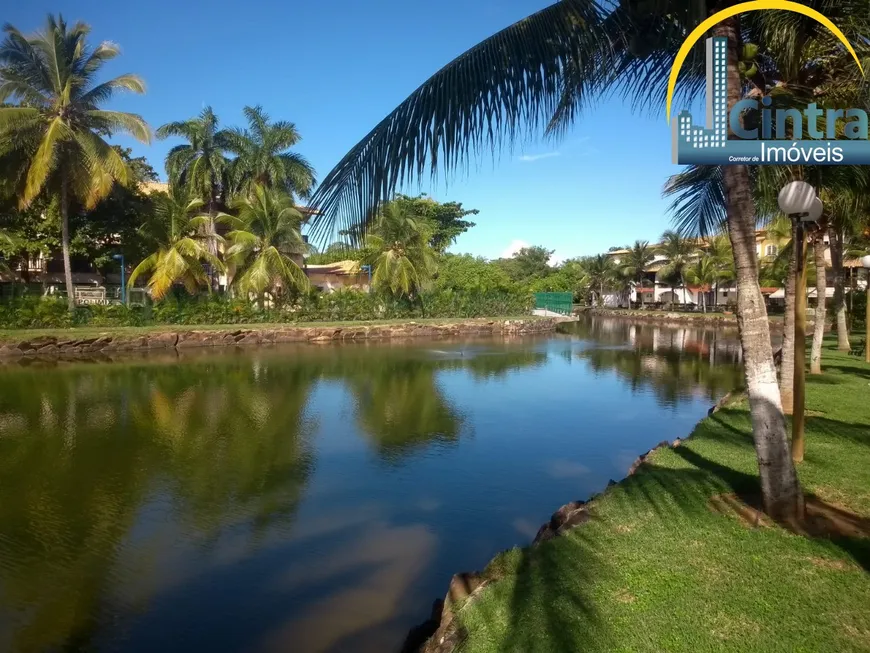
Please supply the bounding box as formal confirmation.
[0,16,150,308]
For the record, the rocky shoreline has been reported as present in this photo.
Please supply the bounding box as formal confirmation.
[405,390,742,653]
[583,308,797,330]
[0,318,559,358]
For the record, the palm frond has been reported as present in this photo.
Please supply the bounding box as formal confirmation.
[664,165,727,238]
[306,0,618,242]
[79,74,146,105]
[22,116,70,206]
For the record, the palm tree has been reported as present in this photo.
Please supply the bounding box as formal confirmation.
[582,254,617,307]
[301,1,860,520]
[224,105,316,200]
[823,183,870,352]
[156,108,230,282]
[127,187,224,300]
[658,230,697,307]
[620,241,656,309]
[705,234,734,307]
[220,184,309,306]
[364,201,436,299]
[0,16,151,310]
[0,229,17,275]
[809,223,828,375]
[686,255,719,313]
[157,108,230,209]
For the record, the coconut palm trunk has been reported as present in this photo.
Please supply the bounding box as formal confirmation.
[59,172,75,311]
[830,229,850,351]
[810,233,827,374]
[780,229,797,414]
[716,16,802,522]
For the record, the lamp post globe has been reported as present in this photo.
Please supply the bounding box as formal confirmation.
[861,255,870,269]
[777,181,816,216]
[806,197,823,223]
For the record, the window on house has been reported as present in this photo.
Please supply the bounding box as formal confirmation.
[765,245,778,257]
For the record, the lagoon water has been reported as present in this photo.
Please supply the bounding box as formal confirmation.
[0,317,743,653]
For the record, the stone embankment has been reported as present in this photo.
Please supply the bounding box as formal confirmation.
[585,308,792,329]
[0,318,558,358]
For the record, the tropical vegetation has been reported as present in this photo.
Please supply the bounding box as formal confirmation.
[127,186,224,300]
[2,6,870,533]
[0,16,150,309]
[221,184,309,305]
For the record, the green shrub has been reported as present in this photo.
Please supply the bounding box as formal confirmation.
[0,297,74,329]
[0,288,533,330]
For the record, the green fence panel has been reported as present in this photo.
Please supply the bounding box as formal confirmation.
[533,292,573,316]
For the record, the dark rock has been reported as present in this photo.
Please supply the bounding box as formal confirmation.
[627,457,645,477]
[534,500,590,544]
[147,332,178,349]
[447,572,484,605]
[400,599,443,653]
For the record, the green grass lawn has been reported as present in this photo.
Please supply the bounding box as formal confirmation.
[457,340,870,652]
[0,316,538,343]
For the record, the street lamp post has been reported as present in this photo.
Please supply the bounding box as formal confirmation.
[777,182,822,464]
[360,264,372,293]
[112,254,126,305]
[862,255,870,364]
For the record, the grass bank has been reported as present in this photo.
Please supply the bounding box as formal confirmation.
[456,341,870,652]
[0,316,539,344]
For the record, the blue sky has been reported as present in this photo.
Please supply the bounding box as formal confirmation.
[7,0,686,261]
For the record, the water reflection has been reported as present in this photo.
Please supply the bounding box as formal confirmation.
[0,324,742,653]
[563,319,744,407]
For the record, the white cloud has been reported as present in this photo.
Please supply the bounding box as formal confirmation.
[500,239,530,259]
[549,251,568,267]
[518,151,560,162]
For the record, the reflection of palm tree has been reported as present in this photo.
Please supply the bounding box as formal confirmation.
[346,359,462,461]
[0,359,318,652]
[459,349,548,380]
[0,369,156,653]
[577,325,742,408]
[0,343,553,651]
[134,361,317,538]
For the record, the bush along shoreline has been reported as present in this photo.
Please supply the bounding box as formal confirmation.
[407,343,870,653]
[0,289,533,330]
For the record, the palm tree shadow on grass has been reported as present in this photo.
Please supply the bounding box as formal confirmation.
[463,401,869,653]
[496,523,607,653]
[818,364,870,381]
[669,444,870,572]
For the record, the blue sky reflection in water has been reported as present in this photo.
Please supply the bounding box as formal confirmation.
[0,319,743,652]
